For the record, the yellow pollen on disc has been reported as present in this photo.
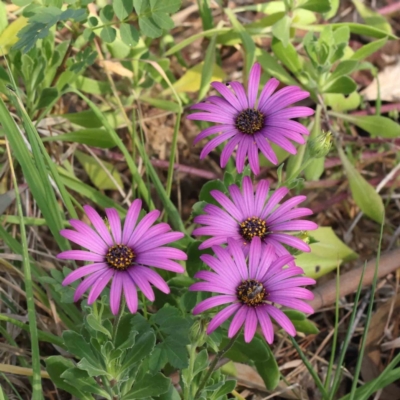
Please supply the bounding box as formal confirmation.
[106,244,135,270]
[237,279,266,307]
[239,216,268,242]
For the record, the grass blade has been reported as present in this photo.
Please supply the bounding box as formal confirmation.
[5,140,42,399]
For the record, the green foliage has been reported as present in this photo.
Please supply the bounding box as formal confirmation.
[133,0,181,38]
[15,7,86,53]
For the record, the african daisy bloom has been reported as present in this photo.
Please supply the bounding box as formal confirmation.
[58,200,187,315]
[190,237,315,343]
[193,176,318,261]
[188,62,314,175]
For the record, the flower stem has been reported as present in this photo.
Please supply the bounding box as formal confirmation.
[194,333,239,399]
[184,342,198,400]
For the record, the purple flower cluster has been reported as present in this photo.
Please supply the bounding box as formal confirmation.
[59,62,316,344]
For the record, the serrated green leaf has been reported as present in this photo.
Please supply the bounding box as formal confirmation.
[331,112,400,138]
[45,356,93,400]
[113,0,133,20]
[75,150,123,190]
[100,26,116,43]
[123,373,170,399]
[323,76,357,94]
[120,23,139,46]
[77,357,109,377]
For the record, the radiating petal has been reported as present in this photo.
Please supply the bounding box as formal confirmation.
[266,305,296,336]
[74,270,107,301]
[200,130,237,159]
[187,112,234,124]
[127,210,160,248]
[268,233,311,252]
[110,272,123,315]
[227,238,248,280]
[248,63,261,109]
[87,269,114,304]
[60,229,106,255]
[211,82,242,111]
[128,268,155,301]
[207,303,241,334]
[193,124,232,144]
[220,135,242,168]
[254,180,270,216]
[83,205,113,246]
[63,263,109,286]
[135,232,184,252]
[135,266,170,294]
[105,208,122,244]
[228,305,247,337]
[57,250,105,262]
[229,82,248,109]
[210,190,244,221]
[260,187,289,220]
[242,176,255,216]
[268,295,314,314]
[193,295,237,315]
[123,276,138,313]
[254,134,278,165]
[271,106,314,119]
[258,78,279,110]
[248,139,260,175]
[235,136,250,173]
[244,308,258,342]
[249,237,262,278]
[69,219,109,248]
[122,199,142,244]
[256,307,274,344]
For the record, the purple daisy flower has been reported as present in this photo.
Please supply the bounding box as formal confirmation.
[58,200,187,315]
[187,62,314,174]
[190,237,315,343]
[193,176,317,261]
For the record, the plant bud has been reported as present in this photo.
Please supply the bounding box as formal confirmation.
[308,131,332,158]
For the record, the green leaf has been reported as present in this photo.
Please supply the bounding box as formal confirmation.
[271,37,303,75]
[140,96,181,113]
[331,112,400,138]
[42,128,116,149]
[338,147,384,223]
[198,32,217,101]
[113,0,133,20]
[86,314,112,339]
[37,87,59,109]
[272,15,291,48]
[325,0,339,19]
[77,357,109,377]
[75,150,123,190]
[120,23,139,46]
[285,311,319,334]
[323,92,361,113]
[353,0,393,35]
[330,22,396,39]
[62,331,98,365]
[123,373,170,399]
[45,356,93,400]
[323,76,357,94]
[296,227,358,278]
[329,60,358,82]
[199,179,227,205]
[213,379,237,398]
[100,4,114,23]
[193,349,209,377]
[100,26,117,43]
[255,354,280,390]
[350,37,388,61]
[157,337,189,368]
[60,368,112,399]
[297,0,331,13]
[120,331,156,371]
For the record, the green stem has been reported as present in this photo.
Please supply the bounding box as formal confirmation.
[166,112,182,198]
[194,333,239,399]
[184,342,198,400]
[6,142,43,399]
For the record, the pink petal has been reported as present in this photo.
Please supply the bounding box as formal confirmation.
[105,208,122,244]
[228,305,247,337]
[248,140,260,175]
[254,180,270,216]
[128,210,160,248]
[249,237,262,278]
[193,295,237,315]
[256,307,274,344]
[269,287,314,300]
[210,190,244,221]
[128,268,155,301]
[244,308,258,343]
[69,219,109,248]
[122,199,142,244]
[268,233,311,252]
[266,305,296,336]
[123,276,138,313]
[220,135,242,168]
[247,63,261,109]
[57,250,104,262]
[227,237,248,280]
[193,124,232,145]
[235,136,250,173]
[190,282,235,295]
[268,295,314,314]
[73,270,106,302]
[200,130,237,159]
[62,263,109,286]
[87,269,114,304]
[211,82,242,111]
[257,78,279,110]
[229,82,248,109]
[260,187,289,220]
[206,95,238,114]
[135,232,184,253]
[135,256,185,273]
[254,134,278,165]
[207,303,241,334]
[271,106,314,119]
[242,176,255,216]
[60,229,107,255]
[255,243,275,280]
[265,118,310,135]
[271,221,318,231]
[187,112,234,124]
[83,205,113,246]
[110,272,123,315]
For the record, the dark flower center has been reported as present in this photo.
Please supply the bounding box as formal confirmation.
[237,279,266,306]
[235,108,264,135]
[106,244,135,270]
[239,216,268,242]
